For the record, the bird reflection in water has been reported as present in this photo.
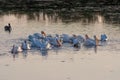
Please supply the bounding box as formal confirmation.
[12,53,19,61]
[40,49,48,56]
[53,47,62,55]
[12,51,28,60]
[94,46,97,53]
[40,49,48,59]
[22,51,28,59]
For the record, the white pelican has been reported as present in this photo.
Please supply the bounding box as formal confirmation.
[21,40,31,50]
[11,45,22,54]
[100,34,107,41]
[83,34,99,47]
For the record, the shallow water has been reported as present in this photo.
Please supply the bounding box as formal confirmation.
[0,10,120,80]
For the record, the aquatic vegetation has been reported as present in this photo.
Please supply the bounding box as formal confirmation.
[0,0,120,10]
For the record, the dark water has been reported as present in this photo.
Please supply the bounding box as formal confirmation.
[0,9,120,80]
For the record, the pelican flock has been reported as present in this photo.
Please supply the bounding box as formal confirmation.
[11,31,107,54]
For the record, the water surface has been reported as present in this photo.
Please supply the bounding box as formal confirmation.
[0,10,120,80]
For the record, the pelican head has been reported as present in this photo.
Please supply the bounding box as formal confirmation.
[41,31,46,37]
[73,34,77,38]
[85,34,89,39]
